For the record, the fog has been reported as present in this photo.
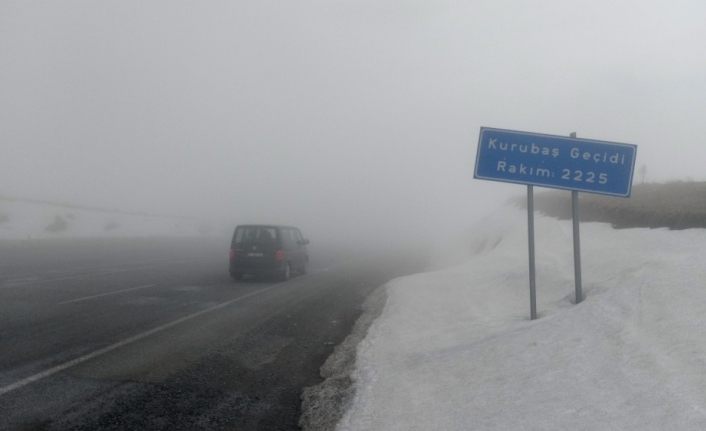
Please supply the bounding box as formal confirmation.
[3,1,706,245]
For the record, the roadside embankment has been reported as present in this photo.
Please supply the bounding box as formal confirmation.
[527,181,706,229]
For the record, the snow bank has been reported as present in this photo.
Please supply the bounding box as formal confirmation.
[338,208,706,430]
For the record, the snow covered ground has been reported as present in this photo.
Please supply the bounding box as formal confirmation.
[337,207,706,430]
[0,199,219,240]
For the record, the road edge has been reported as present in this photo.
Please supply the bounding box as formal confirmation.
[299,283,389,431]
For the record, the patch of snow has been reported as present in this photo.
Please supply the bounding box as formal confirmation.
[337,207,706,430]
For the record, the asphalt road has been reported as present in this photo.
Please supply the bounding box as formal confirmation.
[0,238,426,431]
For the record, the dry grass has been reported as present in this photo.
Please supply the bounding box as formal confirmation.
[524,182,706,230]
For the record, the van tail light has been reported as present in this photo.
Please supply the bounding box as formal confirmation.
[275,249,285,262]
[229,249,237,261]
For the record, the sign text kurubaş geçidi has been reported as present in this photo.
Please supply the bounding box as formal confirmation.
[474,128,637,197]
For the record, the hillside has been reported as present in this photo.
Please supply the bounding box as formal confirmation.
[529,182,706,229]
[0,197,222,240]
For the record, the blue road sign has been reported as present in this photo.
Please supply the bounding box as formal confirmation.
[474,127,637,197]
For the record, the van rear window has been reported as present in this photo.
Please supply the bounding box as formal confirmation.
[233,227,278,246]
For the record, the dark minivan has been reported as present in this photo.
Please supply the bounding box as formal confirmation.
[229,225,309,281]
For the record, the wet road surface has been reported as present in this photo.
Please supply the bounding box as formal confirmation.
[0,238,425,430]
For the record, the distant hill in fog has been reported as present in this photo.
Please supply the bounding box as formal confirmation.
[0,195,198,220]
[0,197,227,240]
[528,182,706,230]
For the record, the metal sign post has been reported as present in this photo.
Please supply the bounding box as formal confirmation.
[572,190,582,303]
[527,185,537,319]
[569,132,583,304]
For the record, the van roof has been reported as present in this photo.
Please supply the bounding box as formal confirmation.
[235,224,299,230]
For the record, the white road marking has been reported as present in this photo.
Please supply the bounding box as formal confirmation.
[58,284,158,304]
[0,284,281,397]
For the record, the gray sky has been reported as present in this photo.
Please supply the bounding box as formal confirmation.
[2,1,706,239]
